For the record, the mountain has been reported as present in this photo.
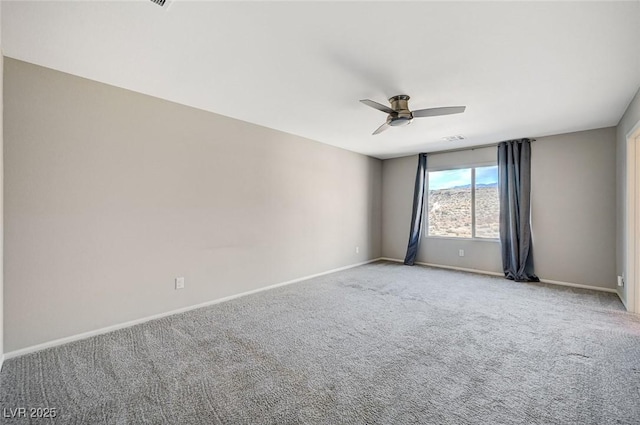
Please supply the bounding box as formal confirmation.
[442,182,498,190]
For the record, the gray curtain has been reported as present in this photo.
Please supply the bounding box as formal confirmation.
[404,153,428,266]
[498,139,539,282]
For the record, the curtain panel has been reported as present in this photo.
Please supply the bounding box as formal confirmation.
[498,139,539,282]
[404,153,428,266]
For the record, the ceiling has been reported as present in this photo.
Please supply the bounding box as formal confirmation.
[3,1,639,159]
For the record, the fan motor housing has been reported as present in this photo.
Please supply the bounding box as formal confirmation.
[388,95,413,126]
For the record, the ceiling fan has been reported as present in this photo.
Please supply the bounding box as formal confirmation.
[360,95,466,135]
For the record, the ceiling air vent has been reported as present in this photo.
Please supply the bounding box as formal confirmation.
[150,0,172,8]
[442,135,465,142]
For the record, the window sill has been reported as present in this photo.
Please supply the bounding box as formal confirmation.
[424,236,500,243]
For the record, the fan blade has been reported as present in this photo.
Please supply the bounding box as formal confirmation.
[372,122,390,135]
[412,106,466,118]
[360,99,396,115]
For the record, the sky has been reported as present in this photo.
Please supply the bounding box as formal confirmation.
[428,166,498,191]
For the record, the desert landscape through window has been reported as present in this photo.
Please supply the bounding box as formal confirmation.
[427,166,499,238]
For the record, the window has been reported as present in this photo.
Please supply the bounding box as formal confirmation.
[427,165,499,239]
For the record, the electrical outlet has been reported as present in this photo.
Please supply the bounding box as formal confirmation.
[617,276,624,287]
[355,246,360,254]
[458,249,465,257]
[175,277,185,290]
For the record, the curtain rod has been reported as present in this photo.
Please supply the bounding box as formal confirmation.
[425,138,537,156]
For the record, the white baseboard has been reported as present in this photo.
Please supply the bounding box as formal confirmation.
[5,257,619,359]
[618,290,629,310]
[4,258,382,360]
[0,354,4,372]
[379,257,618,294]
[379,257,503,277]
[538,278,618,294]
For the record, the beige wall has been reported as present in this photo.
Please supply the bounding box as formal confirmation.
[616,87,640,306]
[0,1,4,364]
[531,128,616,289]
[381,155,419,263]
[4,58,382,352]
[382,127,617,289]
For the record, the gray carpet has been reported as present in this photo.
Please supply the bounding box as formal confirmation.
[1,261,640,424]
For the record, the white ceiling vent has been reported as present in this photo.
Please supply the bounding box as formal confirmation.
[150,0,172,9]
[442,135,465,142]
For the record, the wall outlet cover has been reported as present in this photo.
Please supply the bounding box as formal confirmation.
[175,277,185,290]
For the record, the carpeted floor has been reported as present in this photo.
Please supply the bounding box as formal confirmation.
[1,261,640,424]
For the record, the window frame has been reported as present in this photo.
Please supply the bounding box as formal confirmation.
[423,161,500,242]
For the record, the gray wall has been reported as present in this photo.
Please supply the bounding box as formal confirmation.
[382,127,617,290]
[4,58,382,352]
[616,87,640,306]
